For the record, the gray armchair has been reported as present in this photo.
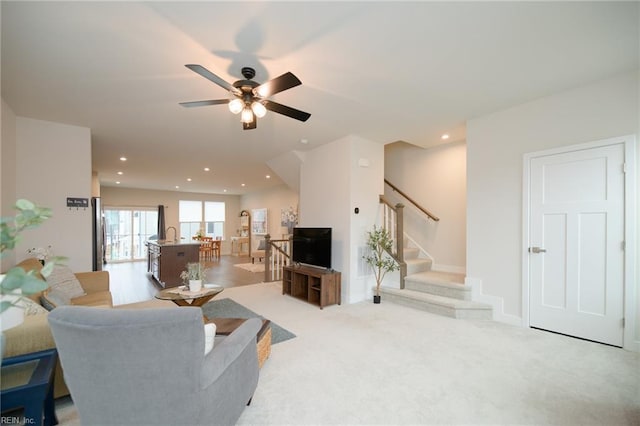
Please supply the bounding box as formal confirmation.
[48,306,261,426]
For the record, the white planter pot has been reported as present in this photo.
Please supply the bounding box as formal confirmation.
[189,279,202,292]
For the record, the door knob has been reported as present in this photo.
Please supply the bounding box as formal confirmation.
[529,247,547,253]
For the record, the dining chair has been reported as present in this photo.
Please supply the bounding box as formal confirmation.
[212,237,221,260]
[200,237,214,261]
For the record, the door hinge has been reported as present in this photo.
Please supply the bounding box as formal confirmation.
[622,163,627,173]
[622,318,625,328]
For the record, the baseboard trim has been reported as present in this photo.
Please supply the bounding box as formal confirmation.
[465,276,523,326]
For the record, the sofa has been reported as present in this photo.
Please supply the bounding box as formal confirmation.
[2,258,174,398]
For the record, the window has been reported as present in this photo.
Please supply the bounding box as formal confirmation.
[104,208,158,262]
[179,200,225,240]
[205,201,225,239]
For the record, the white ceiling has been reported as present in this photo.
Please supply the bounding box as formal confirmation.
[2,2,638,195]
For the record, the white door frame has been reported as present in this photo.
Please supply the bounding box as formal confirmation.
[522,135,637,351]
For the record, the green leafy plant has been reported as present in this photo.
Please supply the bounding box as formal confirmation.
[180,262,204,283]
[363,225,400,298]
[0,199,59,314]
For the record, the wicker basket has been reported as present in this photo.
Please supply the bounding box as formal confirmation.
[257,325,272,368]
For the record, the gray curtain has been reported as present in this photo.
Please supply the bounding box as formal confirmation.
[157,205,166,240]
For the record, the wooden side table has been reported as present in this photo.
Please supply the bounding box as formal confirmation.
[1,348,58,426]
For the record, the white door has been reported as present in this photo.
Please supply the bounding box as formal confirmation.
[528,142,625,346]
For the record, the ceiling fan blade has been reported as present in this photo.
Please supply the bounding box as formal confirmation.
[264,100,311,122]
[243,118,257,130]
[254,72,302,97]
[185,64,241,96]
[179,99,229,108]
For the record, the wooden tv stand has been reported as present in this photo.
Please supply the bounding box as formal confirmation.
[282,265,341,309]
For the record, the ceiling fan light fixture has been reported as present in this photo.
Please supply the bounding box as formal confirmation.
[241,107,254,123]
[251,101,267,118]
[228,98,244,114]
[181,64,310,130]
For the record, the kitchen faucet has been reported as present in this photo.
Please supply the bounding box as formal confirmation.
[166,226,177,242]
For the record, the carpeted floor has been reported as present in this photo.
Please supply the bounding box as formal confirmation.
[201,297,295,344]
[233,262,265,273]
[53,281,640,425]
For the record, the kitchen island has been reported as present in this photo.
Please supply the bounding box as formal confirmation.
[146,240,200,288]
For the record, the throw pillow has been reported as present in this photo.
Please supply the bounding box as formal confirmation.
[40,289,71,311]
[45,265,86,299]
[20,297,48,316]
[204,322,216,355]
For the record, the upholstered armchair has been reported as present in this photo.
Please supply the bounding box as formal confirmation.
[48,306,261,425]
[251,239,266,264]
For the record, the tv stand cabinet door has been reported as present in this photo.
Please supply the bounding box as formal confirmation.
[320,272,341,309]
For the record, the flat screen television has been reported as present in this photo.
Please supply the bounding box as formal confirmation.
[292,227,332,269]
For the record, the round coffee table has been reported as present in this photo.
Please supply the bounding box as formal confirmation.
[155,285,223,307]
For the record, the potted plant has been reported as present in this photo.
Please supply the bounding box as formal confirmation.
[1,200,58,334]
[363,225,399,304]
[180,262,204,292]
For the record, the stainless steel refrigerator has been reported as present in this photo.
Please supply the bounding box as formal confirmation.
[91,197,105,271]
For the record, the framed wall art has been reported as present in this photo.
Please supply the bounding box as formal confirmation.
[251,208,267,235]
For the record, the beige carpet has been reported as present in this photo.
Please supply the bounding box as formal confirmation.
[54,281,640,425]
[233,262,265,273]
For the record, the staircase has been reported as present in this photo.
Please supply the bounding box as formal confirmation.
[379,243,493,320]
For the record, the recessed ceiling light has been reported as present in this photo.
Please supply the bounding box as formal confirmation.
[204,167,210,172]
[175,185,180,189]
[223,189,227,193]
[266,175,271,179]
[116,181,121,185]
[187,178,192,182]
[117,171,123,175]
[241,183,246,187]
[441,134,450,140]
[300,139,308,144]
[120,157,127,161]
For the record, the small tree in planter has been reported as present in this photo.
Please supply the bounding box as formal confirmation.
[180,262,204,291]
[363,225,399,303]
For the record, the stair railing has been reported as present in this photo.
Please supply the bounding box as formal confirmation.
[379,195,407,289]
[385,179,440,222]
[263,234,291,282]
[380,180,440,289]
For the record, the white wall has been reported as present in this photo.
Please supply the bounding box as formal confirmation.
[15,117,93,271]
[384,140,466,272]
[100,186,241,255]
[300,135,384,303]
[240,184,298,252]
[349,136,385,302]
[1,99,18,271]
[467,71,639,342]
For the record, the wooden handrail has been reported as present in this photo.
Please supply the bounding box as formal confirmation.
[384,179,439,221]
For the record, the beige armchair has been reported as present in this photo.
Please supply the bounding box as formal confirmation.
[251,238,266,264]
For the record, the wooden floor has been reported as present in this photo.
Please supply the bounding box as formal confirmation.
[106,255,264,306]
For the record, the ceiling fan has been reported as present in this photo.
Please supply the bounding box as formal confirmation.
[180,64,311,130]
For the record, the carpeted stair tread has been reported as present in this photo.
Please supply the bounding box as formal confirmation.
[404,258,432,275]
[381,287,489,310]
[403,247,420,259]
[379,287,492,319]
[405,270,467,286]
